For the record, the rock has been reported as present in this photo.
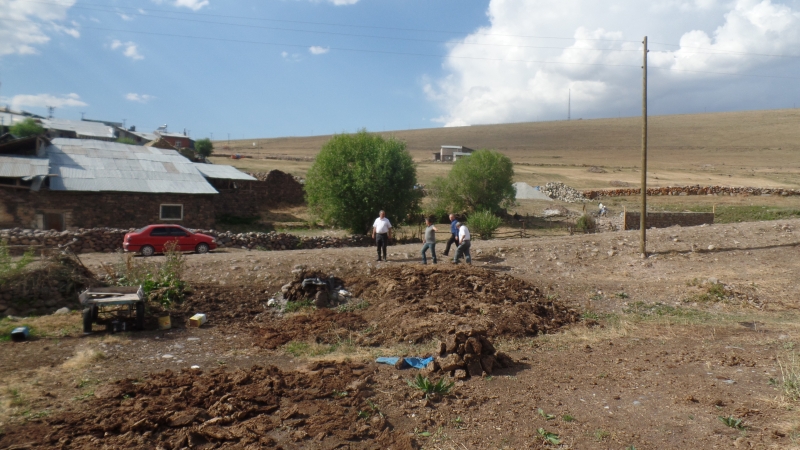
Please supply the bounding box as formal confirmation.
[53,307,70,315]
[454,369,468,380]
[314,290,329,308]
[394,357,409,370]
[466,337,482,355]
[420,360,440,377]
[437,353,464,372]
[465,355,483,378]
[437,341,447,356]
[444,334,459,354]
[480,355,496,375]
[281,283,292,294]
[478,336,496,355]
[708,245,716,251]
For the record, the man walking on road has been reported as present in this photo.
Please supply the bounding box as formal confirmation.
[453,221,471,264]
[421,217,438,265]
[372,210,392,262]
[442,214,458,256]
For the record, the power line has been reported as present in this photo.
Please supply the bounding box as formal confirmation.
[24,0,642,43]
[650,42,800,59]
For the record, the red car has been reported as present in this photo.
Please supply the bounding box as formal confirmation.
[123,225,217,256]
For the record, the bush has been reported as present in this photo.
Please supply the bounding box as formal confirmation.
[114,242,186,308]
[430,149,516,214]
[0,240,34,286]
[305,130,420,233]
[195,138,214,158]
[575,214,596,232]
[467,210,503,239]
[10,118,44,138]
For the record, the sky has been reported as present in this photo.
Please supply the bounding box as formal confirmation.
[1,0,800,139]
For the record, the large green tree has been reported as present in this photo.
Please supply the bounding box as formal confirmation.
[431,149,516,213]
[195,138,214,158]
[9,118,44,138]
[305,130,419,233]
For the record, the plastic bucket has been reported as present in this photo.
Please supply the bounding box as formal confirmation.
[158,315,172,330]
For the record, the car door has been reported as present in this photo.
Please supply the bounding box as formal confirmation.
[148,227,171,252]
[168,227,191,251]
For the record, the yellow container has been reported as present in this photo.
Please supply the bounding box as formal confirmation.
[188,313,207,328]
[158,315,172,330]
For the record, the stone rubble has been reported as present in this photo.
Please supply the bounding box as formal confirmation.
[542,182,589,203]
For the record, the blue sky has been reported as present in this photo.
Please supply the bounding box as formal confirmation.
[2,0,800,139]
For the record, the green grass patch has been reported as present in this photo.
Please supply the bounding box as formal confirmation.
[337,300,369,313]
[623,301,712,322]
[284,299,314,313]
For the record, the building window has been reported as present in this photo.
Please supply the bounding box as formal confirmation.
[174,140,182,148]
[160,204,183,220]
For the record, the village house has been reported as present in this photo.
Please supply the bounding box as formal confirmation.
[432,145,475,162]
[0,137,261,230]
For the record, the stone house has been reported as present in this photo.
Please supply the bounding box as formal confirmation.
[432,145,474,162]
[0,137,261,230]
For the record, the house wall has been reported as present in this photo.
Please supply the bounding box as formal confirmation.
[211,170,305,217]
[0,188,215,230]
[161,135,195,150]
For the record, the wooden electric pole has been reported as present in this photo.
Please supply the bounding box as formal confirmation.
[640,36,648,256]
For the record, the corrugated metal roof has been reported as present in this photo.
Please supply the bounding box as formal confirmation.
[130,131,157,141]
[47,138,218,194]
[41,119,116,139]
[192,163,257,181]
[0,155,49,178]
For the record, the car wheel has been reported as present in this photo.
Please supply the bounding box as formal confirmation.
[141,245,155,257]
[195,243,210,254]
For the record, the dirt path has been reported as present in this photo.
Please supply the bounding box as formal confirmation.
[1,219,799,449]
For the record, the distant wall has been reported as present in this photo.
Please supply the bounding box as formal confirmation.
[585,185,800,199]
[623,211,714,230]
[212,170,305,217]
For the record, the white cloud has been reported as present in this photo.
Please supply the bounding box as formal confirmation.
[4,93,87,110]
[152,0,209,11]
[110,39,144,60]
[426,0,800,126]
[0,0,78,56]
[309,46,330,55]
[327,0,359,4]
[119,13,134,21]
[125,93,155,103]
[282,51,302,62]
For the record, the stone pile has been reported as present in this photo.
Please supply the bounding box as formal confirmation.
[542,182,589,203]
[0,227,373,255]
[584,185,800,199]
[420,327,514,380]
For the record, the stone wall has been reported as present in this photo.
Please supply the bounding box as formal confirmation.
[584,185,800,199]
[623,212,714,230]
[0,227,373,255]
[0,189,216,230]
[210,170,306,218]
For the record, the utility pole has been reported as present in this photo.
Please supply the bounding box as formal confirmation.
[640,36,648,256]
[47,106,55,119]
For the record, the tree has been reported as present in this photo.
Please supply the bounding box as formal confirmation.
[195,138,214,158]
[305,130,419,233]
[430,149,516,214]
[9,118,44,138]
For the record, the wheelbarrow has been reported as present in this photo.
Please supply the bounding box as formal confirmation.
[79,286,145,333]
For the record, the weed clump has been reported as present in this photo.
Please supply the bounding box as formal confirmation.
[575,214,596,232]
[406,374,454,398]
[0,241,34,286]
[110,242,187,308]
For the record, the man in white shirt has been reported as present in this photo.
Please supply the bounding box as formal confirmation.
[372,210,392,261]
[453,221,471,264]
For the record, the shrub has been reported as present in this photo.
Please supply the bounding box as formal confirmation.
[575,214,596,232]
[115,242,186,308]
[305,130,420,233]
[406,374,454,398]
[429,149,516,214]
[467,210,503,239]
[9,118,44,138]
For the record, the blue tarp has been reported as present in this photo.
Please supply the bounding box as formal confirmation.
[375,356,434,369]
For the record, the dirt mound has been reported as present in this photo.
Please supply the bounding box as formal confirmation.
[174,284,273,326]
[0,362,417,450]
[349,266,580,345]
[254,308,367,349]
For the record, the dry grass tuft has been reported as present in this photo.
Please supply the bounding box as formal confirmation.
[62,349,106,370]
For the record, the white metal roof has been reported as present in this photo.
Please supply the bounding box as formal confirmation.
[46,138,218,194]
[0,155,49,178]
[192,163,256,181]
[41,118,117,139]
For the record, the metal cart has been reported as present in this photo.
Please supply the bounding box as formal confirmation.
[80,286,145,333]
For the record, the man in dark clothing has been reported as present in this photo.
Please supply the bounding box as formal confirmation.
[442,214,458,256]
